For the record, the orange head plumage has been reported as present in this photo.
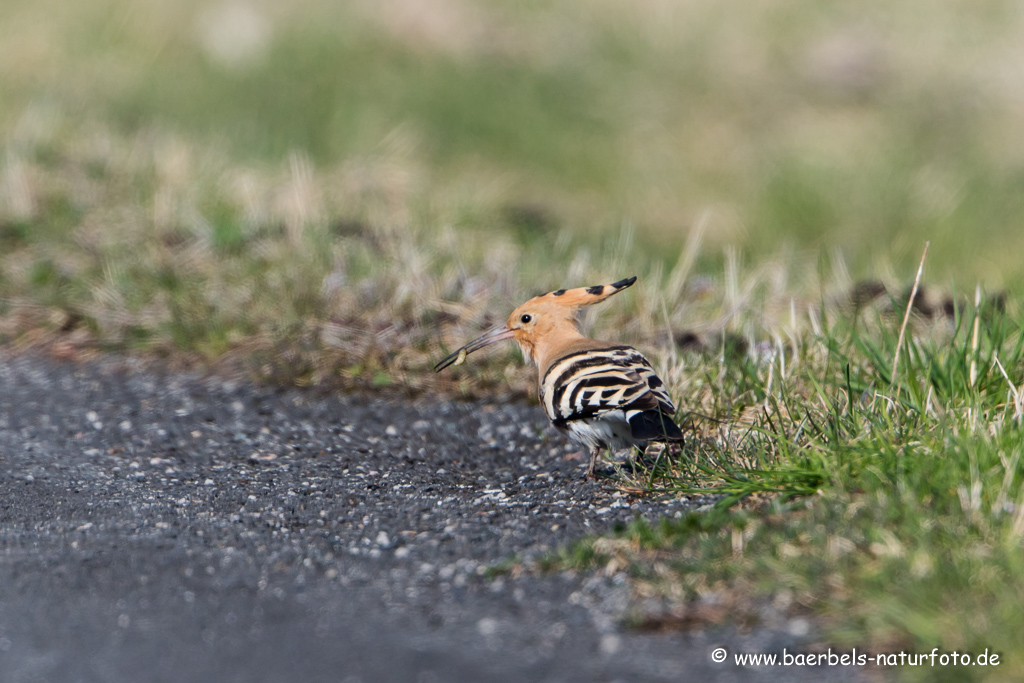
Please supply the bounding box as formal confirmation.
[434,276,637,373]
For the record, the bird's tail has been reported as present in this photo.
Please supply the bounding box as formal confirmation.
[628,409,684,442]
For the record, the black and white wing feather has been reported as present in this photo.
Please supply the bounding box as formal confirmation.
[541,345,682,442]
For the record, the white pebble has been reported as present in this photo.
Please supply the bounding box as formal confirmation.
[477,617,499,637]
[600,634,622,655]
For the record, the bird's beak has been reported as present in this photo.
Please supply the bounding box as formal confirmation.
[434,326,516,372]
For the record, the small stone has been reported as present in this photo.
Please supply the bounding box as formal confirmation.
[600,634,622,655]
[385,425,399,437]
[477,617,499,637]
[787,617,810,637]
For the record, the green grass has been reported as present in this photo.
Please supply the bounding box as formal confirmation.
[549,295,1024,681]
[3,2,1024,680]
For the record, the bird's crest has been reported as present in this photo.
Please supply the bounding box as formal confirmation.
[525,275,637,314]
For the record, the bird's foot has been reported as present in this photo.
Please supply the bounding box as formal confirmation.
[623,444,671,475]
[621,455,659,475]
[584,464,617,480]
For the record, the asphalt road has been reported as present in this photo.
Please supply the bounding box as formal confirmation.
[0,353,862,682]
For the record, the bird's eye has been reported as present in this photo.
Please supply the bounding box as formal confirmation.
[520,314,533,324]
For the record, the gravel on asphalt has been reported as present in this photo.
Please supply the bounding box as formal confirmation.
[0,353,862,682]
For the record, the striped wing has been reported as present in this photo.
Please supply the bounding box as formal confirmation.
[541,345,677,427]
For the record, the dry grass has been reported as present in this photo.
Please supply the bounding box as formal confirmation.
[4,1,1024,390]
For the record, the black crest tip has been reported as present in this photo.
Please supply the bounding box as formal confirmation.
[611,276,637,289]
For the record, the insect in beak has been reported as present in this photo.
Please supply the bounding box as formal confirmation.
[434,326,516,372]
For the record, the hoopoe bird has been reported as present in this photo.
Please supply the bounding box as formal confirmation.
[435,276,683,478]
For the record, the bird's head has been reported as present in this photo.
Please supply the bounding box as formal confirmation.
[434,276,636,371]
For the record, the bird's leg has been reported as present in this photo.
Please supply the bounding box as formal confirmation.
[586,446,601,480]
[629,445,646,472]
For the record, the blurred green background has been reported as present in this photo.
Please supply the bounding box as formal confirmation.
[2,0,1023,373]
